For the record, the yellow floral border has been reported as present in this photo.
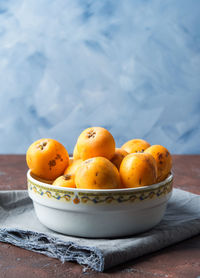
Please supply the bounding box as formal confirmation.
[28,178,173,205]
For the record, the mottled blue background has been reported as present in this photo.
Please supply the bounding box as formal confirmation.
[0,0,200,154]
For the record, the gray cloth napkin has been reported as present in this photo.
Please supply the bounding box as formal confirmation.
[0,188,200,272]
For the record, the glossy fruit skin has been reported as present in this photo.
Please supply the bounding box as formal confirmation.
[119,153,157,188]
[110,148,128,170]
[144,145,172,182]
[121,139,150,154]
[64,159,83,176]
[76,127,115,160]
[73,144,80,160]
[26,138,69,180]
[75,157,121,189]
[52,174,76,188]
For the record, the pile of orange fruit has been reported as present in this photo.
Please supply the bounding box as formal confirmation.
[26,127,172,189]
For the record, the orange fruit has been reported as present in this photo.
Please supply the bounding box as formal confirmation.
[121,139,150,154]
[119,153,157,188]
[73,144,80,160]
[64,158,83,176]
[144,145,172,182]
[110,148,128,170]
[26,138,69,180]
[76,127,115,160]
[52,174,76,188]
[75,157,121,189]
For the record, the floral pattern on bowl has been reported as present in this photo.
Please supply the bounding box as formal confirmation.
[28,172,173,205]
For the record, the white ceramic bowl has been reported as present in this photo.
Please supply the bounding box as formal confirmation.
[27,170,173,238]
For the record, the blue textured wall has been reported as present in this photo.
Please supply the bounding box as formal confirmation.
[0,0,200,154]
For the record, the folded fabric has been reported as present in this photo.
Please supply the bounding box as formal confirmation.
[0,188,200,272]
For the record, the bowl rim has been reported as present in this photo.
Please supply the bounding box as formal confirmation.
[27,169,173,193]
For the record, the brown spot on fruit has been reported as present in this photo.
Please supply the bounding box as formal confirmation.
[36,140,48,150]
[139,178,142,185]
[53,173,76,188]
[63,174,71,180]
[55,154,63,161]
[87,129,96,138]
[158,153,163,160]
[48,159,56,170]
[36,141,47,151]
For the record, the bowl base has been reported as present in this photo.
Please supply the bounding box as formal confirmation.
[33,201,167,238]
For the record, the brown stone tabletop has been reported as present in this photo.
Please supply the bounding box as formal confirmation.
[0,154,200,278]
